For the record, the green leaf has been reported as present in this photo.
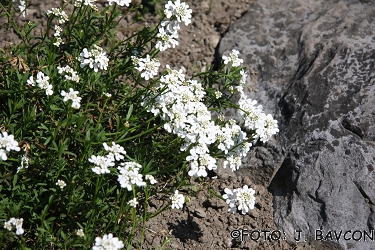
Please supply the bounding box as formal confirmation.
[50,104,63,111]
[39,123,49,131]
[12,174,18,187]
[85,129,91,142]
[126,104,133,121]
[43,136,51,146]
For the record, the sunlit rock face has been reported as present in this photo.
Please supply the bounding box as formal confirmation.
[219,1,375,249]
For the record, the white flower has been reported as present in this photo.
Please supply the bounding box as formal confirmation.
[0,131,20,152]
[89,155,115,174]
[14,218,24,235]
[77,229,85,237]
[104,92,112,98]
[75,0,98,10]
[214,91,222,99]
[164,0,192,26]
[222,186,256,215]
[93,233,124,250]
[156,21,180,51]
[145,174,157,184]
[170,190,185,209]
[228,86,234,94]
[223,154,242,171]
[61,88,82,109]
[256,114,279,143]
[222,49,243,67]
[128,198,138,208]
[103,142,126,161]
[0,149,7,161]
[79,45,109,72]
[54,25,62,37]
[4,218,24,235]
[155,27,178,51]
[47,8,69,24]
[57,65,80,82]
[117,162,146,191]
[35,72,53,95]
[222,188,237,213]
[26,75,35,86]
[238,92,278,142]
[139,64,258,181]
[4,221,13,231]
[18,0,28,17]
[186,151,217,177]
[236,185,256,214]
[56,180,66,189]
[53,37,64,47]
[0,131,20,161]
[132,55,160,80]
[239,69,247,86]
[108,0,131,6]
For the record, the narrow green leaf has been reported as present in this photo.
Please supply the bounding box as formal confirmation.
[126,104,133,121]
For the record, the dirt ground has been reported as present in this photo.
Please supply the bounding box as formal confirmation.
[0,0,323,249]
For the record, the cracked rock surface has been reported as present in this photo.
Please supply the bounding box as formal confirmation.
[219,0,375,249]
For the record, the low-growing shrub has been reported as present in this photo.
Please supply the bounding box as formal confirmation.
[0,0,278,249]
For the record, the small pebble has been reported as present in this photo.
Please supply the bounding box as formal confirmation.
[194,208,206,218]
[224,238,232,248]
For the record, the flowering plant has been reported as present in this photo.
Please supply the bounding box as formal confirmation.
[0,0,277,249]
[223,185,256,215]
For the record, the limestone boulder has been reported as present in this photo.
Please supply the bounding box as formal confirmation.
[219,0,375,249]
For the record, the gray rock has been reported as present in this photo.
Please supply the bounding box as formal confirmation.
[219,0,375,249]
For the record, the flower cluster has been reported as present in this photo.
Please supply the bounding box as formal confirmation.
[27,72,53,96]
[108,0,131,6]
[46,8,69,24]
[141,65,250,176]
[223,185,256,215]
[117,162,146,191]
[156,20,180,51]
[14,0,28,17]
[79,45,109,72]
[93,233,124,250]
[145,174,157,184]
[239,69,247,85]
[4,218,24,235]
[127,197,138,208]
[88,142,156,191]
[77,229,85,237]
[89,155,115,174]
[103,142,127,161]
[74,0,98,11]
[56,180,66,189]
[164,0,192,26]
[57,65,80,82]
[17,153,29,173]
[53,25,64,47]
[131,55,160,80]
[170,190,185,209]
[0,131,20,161]
[222,49,244,67]
[141,66,211,176]
[53,26,63,45]
[237,91,279,143]
[88,142,122,174]
[155,1,192,51]
[61,88,82,109]
[46,7,68,46]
